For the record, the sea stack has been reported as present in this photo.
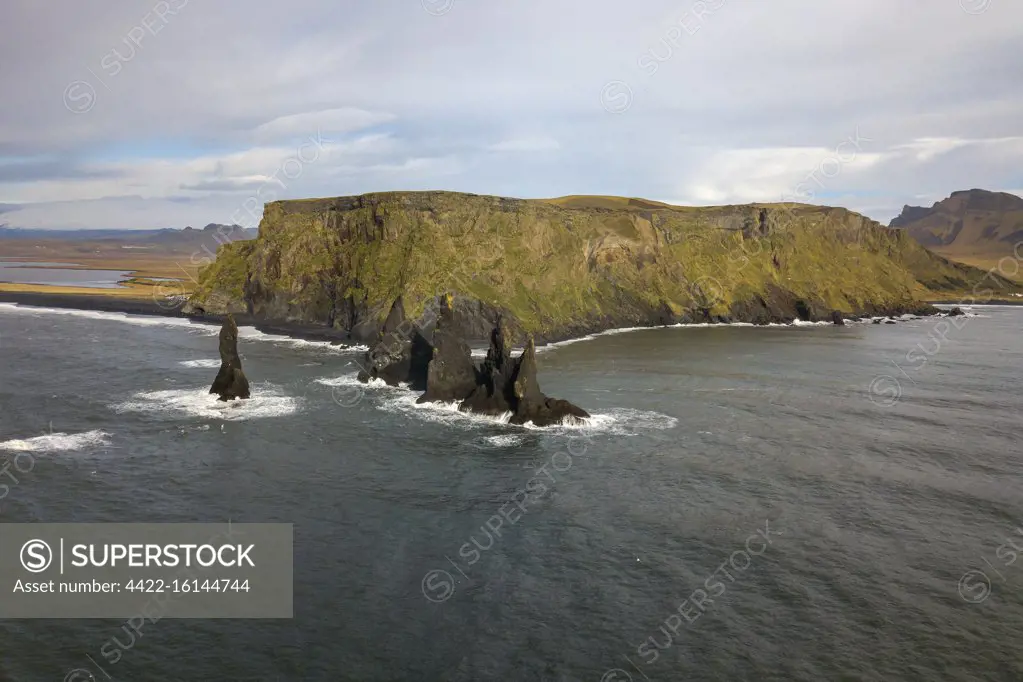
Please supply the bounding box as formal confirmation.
[451,315,590,426]
[499,338,591,426]
[417,295,477,403]
[356,295,432,390]
[209,314,251,401]
[459,316,516,416]
[358,296,591,427]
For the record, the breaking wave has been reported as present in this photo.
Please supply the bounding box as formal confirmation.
[0,430,111,453]
[111,382,300,421]
[179,359,222,368]
[313,373,677,436]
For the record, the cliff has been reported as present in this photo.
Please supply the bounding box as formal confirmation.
[185,191,1017,343]
[890,189,1023,273]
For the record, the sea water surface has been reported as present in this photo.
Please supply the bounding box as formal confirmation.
[0,303,1021,681]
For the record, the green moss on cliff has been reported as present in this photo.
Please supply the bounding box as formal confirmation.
[191,240,254,302]
[187,191,1019,332]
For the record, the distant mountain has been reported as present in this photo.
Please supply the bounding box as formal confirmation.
[143,224,258,246]
[890,190,1023,268]
[0,223,257,246]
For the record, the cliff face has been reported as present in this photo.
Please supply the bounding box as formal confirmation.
[891,189,1023,259]
[185,191,1014,343]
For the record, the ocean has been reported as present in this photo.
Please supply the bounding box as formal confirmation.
[0,302,1021,681]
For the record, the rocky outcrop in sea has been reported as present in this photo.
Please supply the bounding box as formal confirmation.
[209,314,251,401]
[356,296,589,427]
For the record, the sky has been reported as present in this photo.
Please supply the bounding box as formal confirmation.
[1,0,1021,230]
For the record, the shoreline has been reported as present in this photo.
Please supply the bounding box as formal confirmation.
[0,290,357,347]
[925,298,1023,306]
[0,289,984,352]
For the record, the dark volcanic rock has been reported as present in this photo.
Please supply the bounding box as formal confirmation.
[458,334,590,426]
[419,296,478,403]
[726,285,832,325]
[861,300,941,318]
[657,300,678,326]
[831,310,845,326]
[511,340,547,407]
[363,297,591,426]
[209,314,250,401]
[459,317,516,416]
[445,319,590,426]
[948,306,966,317]
[356,296,432,390]
[381,295,407,335]
[680,307,717,324]
[506,340,590,426]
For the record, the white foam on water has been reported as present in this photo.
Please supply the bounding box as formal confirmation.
[0,430,111,453]
[112,382,299,421]
[677,322,757,328]
[580,407,678,435]
[1,301,871,361]
[477,435,526,448]
[530,317,849,350]
[0,303,368,353]
[533,327,649,352]
[236,327,368,354]
[291,338,368,353]
[378,392,515,428]
[315,374,407,391]
[317,372,678,436]
[0,303,221,335]
[470,347,528,359]
[933,305,985,318]
[466,318,835,357]
[179,359,222,368]
[958,304,1023,308]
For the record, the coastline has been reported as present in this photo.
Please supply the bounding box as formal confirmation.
[0,288,976,354]
[0,290,357,347]
[0,290,183,317]
[926,298,1023,306]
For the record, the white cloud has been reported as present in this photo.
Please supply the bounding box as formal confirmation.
[252,108,396,142]
[894,137,974,162]
[671,144,886,206]
[487,137,561,153]
[0,0,1021,228]
[891,136,1023,163]
[0,134,397,205]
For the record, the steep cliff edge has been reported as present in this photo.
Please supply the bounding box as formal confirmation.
[185,191,1016,343]
[890,189,1023,276]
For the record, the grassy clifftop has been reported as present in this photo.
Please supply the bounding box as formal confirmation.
[187,191,1016,340]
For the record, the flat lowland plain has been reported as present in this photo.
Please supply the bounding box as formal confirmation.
[0,238,200,300]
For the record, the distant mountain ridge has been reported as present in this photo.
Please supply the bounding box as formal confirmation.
[145,224,258,246]
[0,223,257,243]
[890,189,1023,262]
